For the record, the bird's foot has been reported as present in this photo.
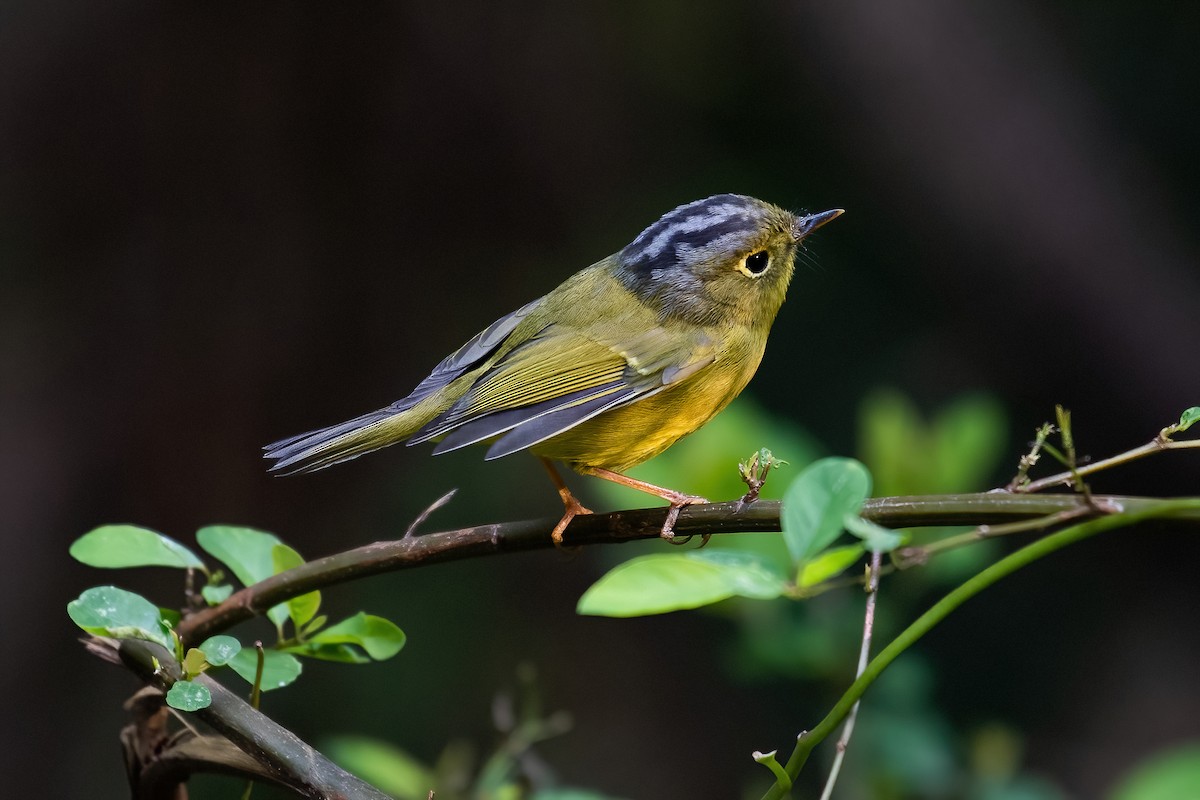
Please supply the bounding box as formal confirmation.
[660,493,709,544]
[551,489,593,546]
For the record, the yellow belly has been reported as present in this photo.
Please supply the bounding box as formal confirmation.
[530,356,759,473]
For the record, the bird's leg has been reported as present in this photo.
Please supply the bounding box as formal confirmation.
[540,458,592,545]
[578,466,708,541]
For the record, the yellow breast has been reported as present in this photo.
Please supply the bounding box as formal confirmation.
[531,338,764,473]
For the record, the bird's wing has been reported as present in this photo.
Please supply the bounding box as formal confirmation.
[387,295,546,415]
[408,322,717,459]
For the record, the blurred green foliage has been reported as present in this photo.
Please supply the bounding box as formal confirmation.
[1108,742,1200,800]
[589,387,1042,798]
[318,387,1043,798]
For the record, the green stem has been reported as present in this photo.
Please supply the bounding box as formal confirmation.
[759,498,1200,800]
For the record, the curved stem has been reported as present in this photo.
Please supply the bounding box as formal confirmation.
[759,498,1200,800]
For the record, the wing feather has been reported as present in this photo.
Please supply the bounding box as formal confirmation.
[429,379,627,455]
[387,296,545,415]
[409,321,717,459]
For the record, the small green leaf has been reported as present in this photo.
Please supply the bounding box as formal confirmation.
[1177,407,1200,433]
[70,525,204,570]
[67,586,174,650]
[182,648,209,677]
[323,735,435,800]
[197,635,241,666]
[306,613,406,660]
[579,555,728,616]
[228,648,302,690]
[797,544,865,588]
[159,607,182,627]
[301,614,329,636]
[577,551,786,617]
[781,457,872,565]
[166,681,211,711]
[196,526,290,627]
[272,544,321,628]
[200,584,233,605]
[1110,742,1200,800]
[283,642,372,664]
[843,514,905,553]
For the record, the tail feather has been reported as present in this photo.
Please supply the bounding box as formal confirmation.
[264,408,413,475]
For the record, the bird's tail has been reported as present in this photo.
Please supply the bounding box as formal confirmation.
[264,407,421,475]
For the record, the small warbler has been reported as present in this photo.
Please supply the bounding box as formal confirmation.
[266,194,842,542]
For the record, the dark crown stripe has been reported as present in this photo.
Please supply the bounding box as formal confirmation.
[622,194,763,269]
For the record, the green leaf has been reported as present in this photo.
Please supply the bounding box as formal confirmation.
[301,614,328,636]
[272,544,321,629]
[228,648,302,691]
[843,514,906,552]
[182,647,209,677]
[67,586,174,650]
[283,642,372,664]
[797,544,864,588]
[1176,407,1200,433]
[197,635,241,666]
[305,613,406,660]
[166,681,211,711]
[195,525,289,627]
[200,584,233,605]
[781,457,872,565]
[577,551,786,617]
[686,550,787,599]
[323,735,435,800]
[70,525,204,570]
[1110,742,1200,800]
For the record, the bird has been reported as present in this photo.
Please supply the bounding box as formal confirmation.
[265,194,843,543]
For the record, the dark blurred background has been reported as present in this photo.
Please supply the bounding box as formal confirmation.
[4,1,1200,798]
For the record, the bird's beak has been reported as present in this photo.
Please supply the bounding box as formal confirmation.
[792,208,845,242]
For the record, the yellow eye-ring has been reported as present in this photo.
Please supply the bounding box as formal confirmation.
[740,250,770,277]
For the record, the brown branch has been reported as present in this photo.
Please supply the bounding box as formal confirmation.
[86,491,1200,798]
[175,492,1200,645]
[88,637,393,800]
[134,735,290,800]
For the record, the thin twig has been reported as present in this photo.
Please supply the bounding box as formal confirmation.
[818,550,882,800]
[404,489,458,538]
[892,504,1105,568]
[1005,423,1054,491]
[1015,439,1200,494]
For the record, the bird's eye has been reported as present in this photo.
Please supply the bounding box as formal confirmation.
[743,251,770,276]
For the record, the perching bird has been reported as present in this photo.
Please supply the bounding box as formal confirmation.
[265,194,842,542]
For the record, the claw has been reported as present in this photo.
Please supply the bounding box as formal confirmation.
[551,492,592,546]
[658,493,708,541]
